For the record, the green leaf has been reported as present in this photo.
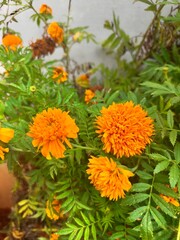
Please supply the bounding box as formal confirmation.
[128,206,147,222]
[75,228,84,240]
[141,212,153,240]
[106,90,120,105]
[153,183,178,198]
[174,142,180,163]
[84,226,90,240]
[169,164,180,188]
[81,211,90,225]
[91,224,97,240]
[69,230,78,240]
[154,161,169,174]
[76,201,92,210]
[136,171,153,180]
[109,232,125,239]
[131,183,151,192]
[58,228,74,235]
[56,190,71,199]
[167,110,174,129]
[61,195,74,209]
[148,153,168,161]
[121,193,149,206]
[152,194,176,218]
[74,217,85,227]
[169,130,177,146]
[150,206,166,229]
[102,33,116,48]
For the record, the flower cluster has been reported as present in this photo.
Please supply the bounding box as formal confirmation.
[39,4,52,15]
[0,128,14,160]
[47,22,64,44]
[52,66,68,83]
[96,101,154,158]
[87,156,134,200]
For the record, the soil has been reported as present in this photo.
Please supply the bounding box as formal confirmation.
[0,208,11,240]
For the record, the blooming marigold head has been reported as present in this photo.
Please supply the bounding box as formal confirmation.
[2,34,22,50]
[0,127,14,160]
[39,4,52,15]
[27,108,79,159]
[52,66,68,83]
[47,22,64,44]
[87,156,134,200]
[85,89,95,104]
[96,101,154,158]
[46,198,64,221]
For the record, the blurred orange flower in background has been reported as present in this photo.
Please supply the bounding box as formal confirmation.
[50,233,60,240]
[52,66,68,83]
[84,89,95,103]
[75,74,90,88]
[87,156,134,200]
[47,22,64,44]
[0,128,14,160]
[2,34,22,50]
[27,108,79,159]
[39,4,52,15]
[96,101,154,158]
[46,198,64,221]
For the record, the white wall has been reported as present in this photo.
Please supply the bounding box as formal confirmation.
[0,0,154,65]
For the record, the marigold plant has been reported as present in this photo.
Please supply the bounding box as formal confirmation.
[47,22,64,44]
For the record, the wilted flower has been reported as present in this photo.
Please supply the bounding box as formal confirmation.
[46,198,64,221]
[96,101,154,158]
[2,34,22,50]
[0,127,14,160]
[87,156,134,200]
[47,22,64,44]
[39,4,52,15]
[52,66,68,83]
[27,108,79,159]
[85,89,95,103]
[30,36,56,58]
[76,74,90,88]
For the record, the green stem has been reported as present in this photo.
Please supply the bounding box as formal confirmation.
[177,218,180,240]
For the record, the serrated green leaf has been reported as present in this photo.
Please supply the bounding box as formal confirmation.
[141,212,153,240]
[174,143,180,163]
[75,228,84,240]
[66,223,78,229]
[153,183,178,198]
[58,228,74,235]
[61,195,74,210]
[76,201,92,210]
[167,110,174,129]
[91,223,97,240]
[109,232,125,239]
[128,206,147,222]
[69,230,78,240]
[152,194,176,218]
[102,33,116,48]
[154,161,169,174]
[55,183,71,193]
[81,211,90,225]
[136,171,153,180]
[74,217,85,227]
[169,130,177,146]
[148,153,168,161]
[150,206,166,229]
[106,90,120,105]
[131,183,151,192]
[169,164,180,188]
[121,193,149,206]
[84,226,90,240]
[56,190,71,199]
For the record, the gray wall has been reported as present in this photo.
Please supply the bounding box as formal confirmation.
[1,0,153,65]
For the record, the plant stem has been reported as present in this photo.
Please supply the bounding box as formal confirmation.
[177,218,180,240]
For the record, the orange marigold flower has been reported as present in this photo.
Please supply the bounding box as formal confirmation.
[52,66,68,83]
[50,233,59,240]
[75,74,90,88]
[160,186,179,207]
[0,127,14,160]
[85,89,95,103]
[96,101,154,158]
[27,108,79,159]
[2,34,22,50]
[47,22,64,44]
[86,156,134,200]
[39,4,52,15]
[46,198,64,221]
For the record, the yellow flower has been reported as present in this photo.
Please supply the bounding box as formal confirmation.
[47,22,64,44]
[50,233,59,240]
[39,4,52,15]
[46,198,64,221]
[85,89,95,104]
[0,127,14,160]
[2,34,22,50]
[52,66,68,83]
[96,101,154,158]
[27,108,79,159]
[75,74,90,88]
[86,156,134,201]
